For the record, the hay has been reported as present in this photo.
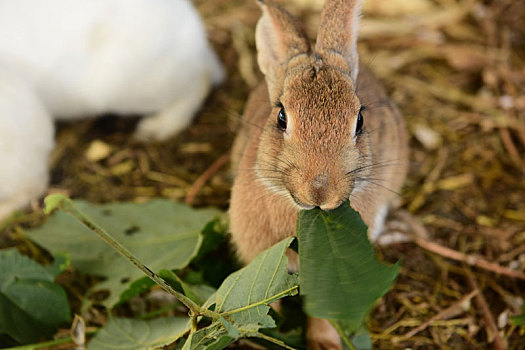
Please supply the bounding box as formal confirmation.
[1,0,524,348]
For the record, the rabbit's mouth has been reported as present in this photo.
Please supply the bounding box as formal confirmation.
[289,193,315,210]
[319,200,346,211]
[296,201,316,210]
[290,192,345,212]
[285,172,350,211]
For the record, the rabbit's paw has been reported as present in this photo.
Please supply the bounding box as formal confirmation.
[134,108,192,142]
[134,115,177,142]
[134,78,210,142]
[0,186,45,223]
[306,318,342,350]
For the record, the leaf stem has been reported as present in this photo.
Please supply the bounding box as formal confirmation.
[219,286,299,316]
[255,331,297,350]
[330,321,357,350]
[44,195,217,320]
[190,312,199,333]
[4,331,97,350]
[182,332,194,350]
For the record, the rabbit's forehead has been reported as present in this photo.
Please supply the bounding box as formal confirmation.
[281,67,360,137]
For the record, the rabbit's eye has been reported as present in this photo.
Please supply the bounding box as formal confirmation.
[355,107,364,135]
[277,108,287,130]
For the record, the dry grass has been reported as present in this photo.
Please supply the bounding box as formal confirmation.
[1,0,524,349]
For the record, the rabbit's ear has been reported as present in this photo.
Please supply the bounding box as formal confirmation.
[255,0,310,96]
[315,0,362,81]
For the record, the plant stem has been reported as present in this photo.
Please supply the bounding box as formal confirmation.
[4,331,97,350]
[46,195,217,320]
[190,313,199,333]
[255,332,297,350]
[330,321,356,350]
[181,331,194,350]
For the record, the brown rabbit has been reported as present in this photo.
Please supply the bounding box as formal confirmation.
[229,0,409,348]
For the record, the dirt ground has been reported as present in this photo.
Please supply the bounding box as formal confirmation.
[1,0,524,349]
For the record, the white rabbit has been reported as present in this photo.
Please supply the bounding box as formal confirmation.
[0,0,224,141]
[0,69,54,221]
[0,0,224,221]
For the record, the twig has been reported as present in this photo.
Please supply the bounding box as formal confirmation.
[400,289,478,339]
[407,149,448,212]
[185,153,230,205]
[464,269,508,350]
[498,244,525,263]
[414,237,525,281]
[499,127,524,168]
[399,211,525,281]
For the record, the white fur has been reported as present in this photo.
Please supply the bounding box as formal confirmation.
[369,202,388,242]
[0,0,225,220]
[0,69,54,220]
[0,0,224,136]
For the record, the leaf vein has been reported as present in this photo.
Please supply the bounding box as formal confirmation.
[216,269,243,313]
[247,249,270,321]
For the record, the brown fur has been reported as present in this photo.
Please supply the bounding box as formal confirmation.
[229,0,408,348]
[316,0,362,80]
[229,66,407,260]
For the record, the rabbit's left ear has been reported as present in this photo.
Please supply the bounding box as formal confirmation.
[315,0,362,82]
[255,0,310,99]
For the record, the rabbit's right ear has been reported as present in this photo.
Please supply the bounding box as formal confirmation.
[315,0,363,82]
[255,0,310,100]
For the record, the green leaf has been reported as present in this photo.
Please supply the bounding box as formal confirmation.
[511,314,525,326]
[158,269,215,306]
[213,237,299,329]
[44,252,70,277]
[118,269,217,307]
[333,321,372,350]
[220,316,241,338]
[258,327,305,350]
[186,238,299,349]
[118,276,156,305]
[187,284,216,305]
[350,327,372,350]
[195,217,229,259]
[0,249,70,344]
[297,201,398,329]
[191,217,239,288]
[87,317,189,350]
[510,306,525,328]
[26,199,220,308]
[185,323,234,350]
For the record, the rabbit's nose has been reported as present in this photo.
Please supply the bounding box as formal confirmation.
[310,173,329,206]
[310,173,344,211]
[312,174,328,189]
